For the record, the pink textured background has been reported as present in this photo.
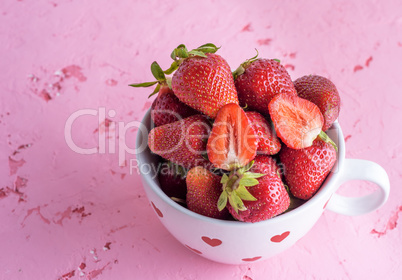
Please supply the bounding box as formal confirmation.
[1,0,402,279]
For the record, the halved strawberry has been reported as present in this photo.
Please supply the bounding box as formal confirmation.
[186,166,231,220]
[245,111,281,155]
[207,103,257,170]
[268,94,324,149]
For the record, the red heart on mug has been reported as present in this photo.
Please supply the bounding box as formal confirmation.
[242,256,262,262]
[201,236,222,247]
[185,244,202,255]
[270,231,290,243]
[151,201,163,218]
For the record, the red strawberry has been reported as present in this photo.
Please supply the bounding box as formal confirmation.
[224,155,290,223]
[130,61,197,127]
[279,138,337,200]
[148,115,211,169]
[268,94,324,149]
[245,111,281,155]
[186,166,230,220]
[234,58,297,116]
[207,103,257,170]
[293,75,341,131]
[158,161,187,202]
[151,86,198,127]
[171,45,239,119]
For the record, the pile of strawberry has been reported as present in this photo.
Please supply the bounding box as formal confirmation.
[131,43,340,223]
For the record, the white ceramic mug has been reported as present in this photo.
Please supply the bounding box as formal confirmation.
[135,109,390,264]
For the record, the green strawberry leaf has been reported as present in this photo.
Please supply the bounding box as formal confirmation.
[177,48,189,58]
[195,43,220,54]
[243,160,255,172]
[164,61,179,75]
[220,173,229,184]
[150,61,166,82]
[176,44,189,59]
[170,44,189,60]
[170,49,177,60]
[148,83,161,98]
[228,191,247,214]
[188,50,208,58]
[238,177,259,187]
[242,172,265,179]
[237,160,254,175]
[217,191,228,211]
[129,81,158,88]
[235,185,257,201]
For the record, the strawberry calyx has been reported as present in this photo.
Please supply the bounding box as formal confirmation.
[129,61,172,97]
[129,43,220,94]
[232,49,259,80]
[217,161,265,214]
[170,43,220,60]
[164,43,220,75]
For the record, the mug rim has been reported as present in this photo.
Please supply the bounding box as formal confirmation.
[136,109,345,228]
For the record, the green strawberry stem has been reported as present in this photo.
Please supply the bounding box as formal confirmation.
[232,49,259,80]
[232,54,282,80]
[318,130,338,152]
[217,161,265,213]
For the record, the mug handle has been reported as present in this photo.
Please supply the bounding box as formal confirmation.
[326,159,390,216]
